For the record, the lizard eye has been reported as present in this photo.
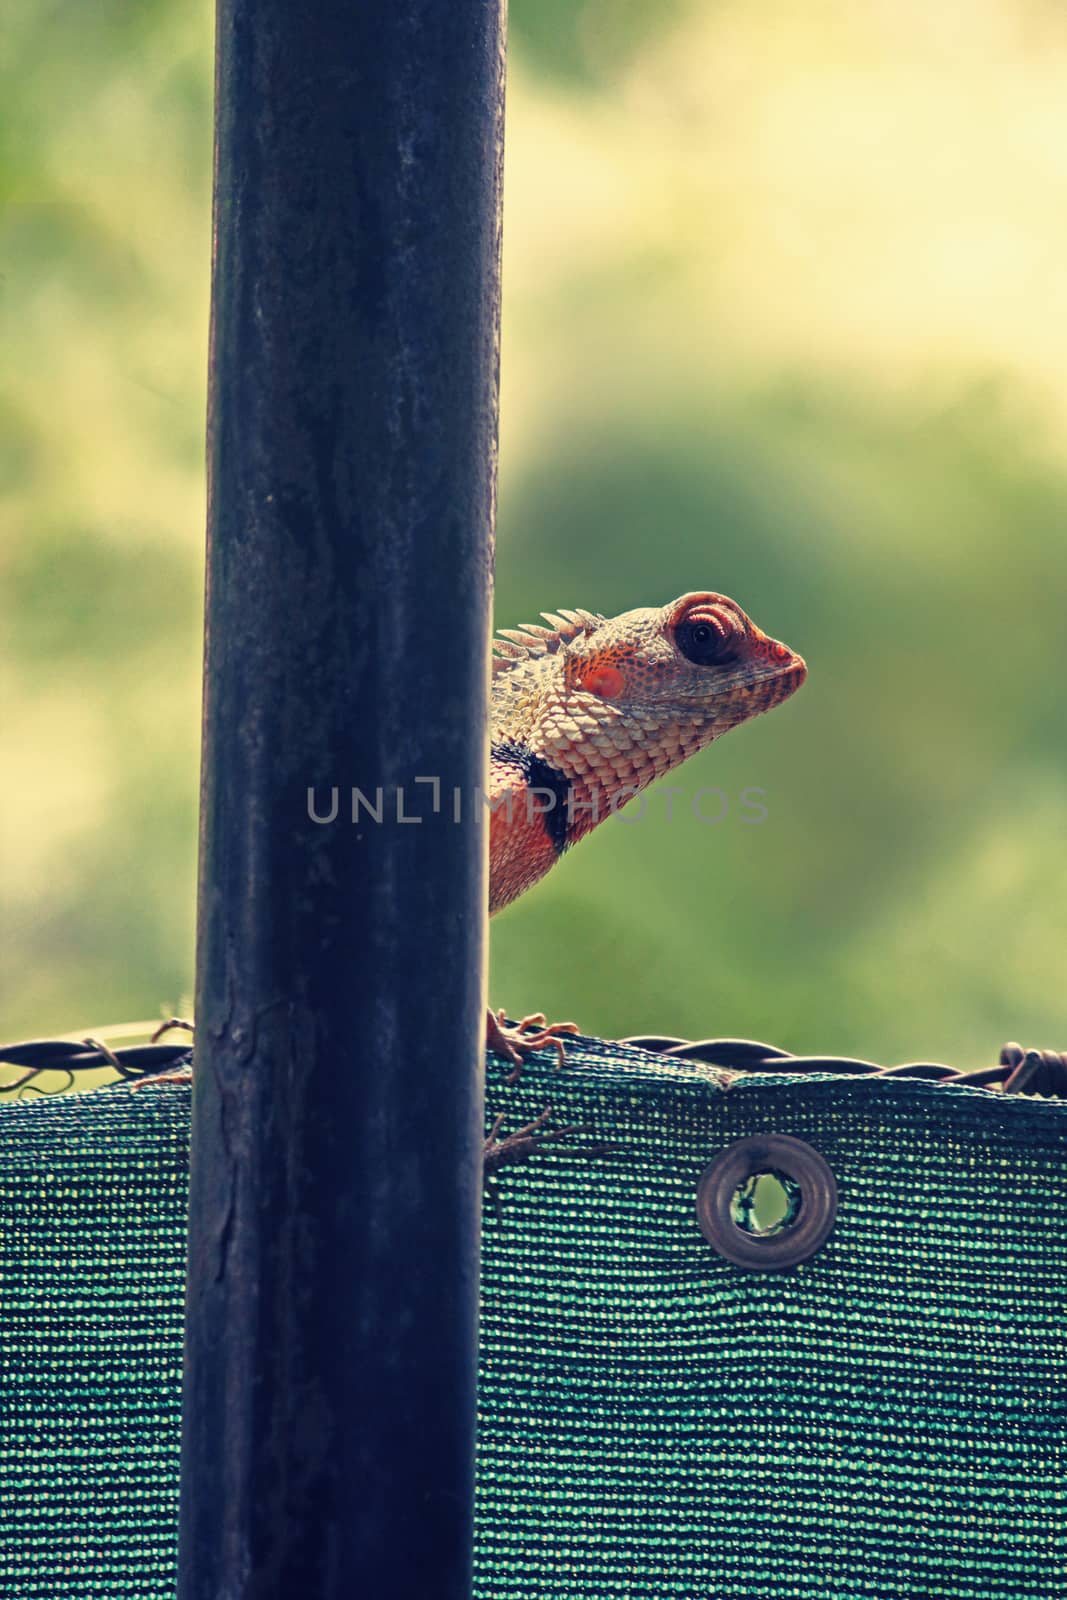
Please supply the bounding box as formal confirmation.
[675,613,740,666]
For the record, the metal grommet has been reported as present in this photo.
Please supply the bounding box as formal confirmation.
[695,1134,838,1270]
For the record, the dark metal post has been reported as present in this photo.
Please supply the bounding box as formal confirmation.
[180,3,504,1596]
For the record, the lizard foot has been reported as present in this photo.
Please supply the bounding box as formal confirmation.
[483,1106,580,1178]
[129,1062,193,1091]
[486,1007,580,1085]
[483,1107,610,1214]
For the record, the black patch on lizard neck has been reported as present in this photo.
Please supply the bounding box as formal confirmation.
[492,738,571,856]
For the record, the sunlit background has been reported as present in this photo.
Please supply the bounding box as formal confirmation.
[3,0,1066,1070]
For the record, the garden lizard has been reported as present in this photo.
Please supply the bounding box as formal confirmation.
[482,590,806,1172]
[137,591,806,1178]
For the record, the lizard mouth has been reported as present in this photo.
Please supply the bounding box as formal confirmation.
[630,656,806,723]
[759,654,807,707]
[709,653,808,709]
[699,655,807,722]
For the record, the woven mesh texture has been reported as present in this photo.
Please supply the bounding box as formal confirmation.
[0,1082,187,1597]
[0,1037,1064,1598]
[478,1040,1067,1599]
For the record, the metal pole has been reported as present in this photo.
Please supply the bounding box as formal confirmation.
[179,2,503,1595]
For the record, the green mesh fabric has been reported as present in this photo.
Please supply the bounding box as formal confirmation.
[0,1038,1065,1598]
[478,1041,1067,1598]
[0,1083,187,1596]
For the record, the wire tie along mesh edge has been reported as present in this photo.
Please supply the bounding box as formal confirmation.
[617,1036,1067,1098]
[0,1021,194,1096]
[1,1025,1062,1099]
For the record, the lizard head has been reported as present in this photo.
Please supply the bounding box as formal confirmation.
[488,592,806,910]
[491,589,805,801]
[558,592,806,732]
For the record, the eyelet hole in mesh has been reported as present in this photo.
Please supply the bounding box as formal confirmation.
[730,1169,801,1236]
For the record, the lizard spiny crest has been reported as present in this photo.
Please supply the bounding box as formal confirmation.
[491,609,605,677]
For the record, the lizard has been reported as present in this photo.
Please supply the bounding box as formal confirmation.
[135,591,806,1179]
[481,590,806,1172]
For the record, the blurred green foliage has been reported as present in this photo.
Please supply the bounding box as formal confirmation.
[2,0,1065,1067]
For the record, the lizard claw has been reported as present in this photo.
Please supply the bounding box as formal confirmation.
[486,1007,581,1083]
[482,1108,610,1213]
[483,1106,581,1179]
[129,1062,193,1091]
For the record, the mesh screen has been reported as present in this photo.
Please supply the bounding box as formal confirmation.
[0,1037,1064,1598]
[0,1081,187,1595]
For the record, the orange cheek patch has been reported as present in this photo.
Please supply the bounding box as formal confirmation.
[577,664,625,700]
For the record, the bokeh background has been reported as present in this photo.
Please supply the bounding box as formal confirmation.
[3,0,1066,1069]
